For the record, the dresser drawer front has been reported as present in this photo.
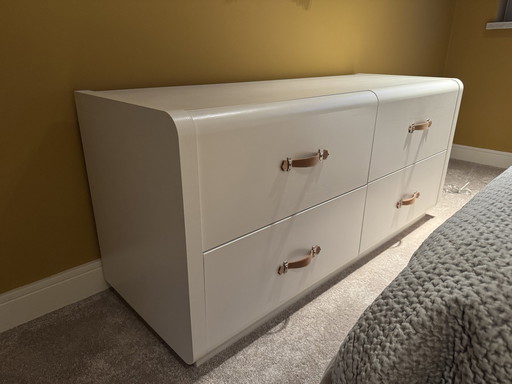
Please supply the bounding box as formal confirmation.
[361,152,446,253]
[204,187,366,348]
[192,92,377,251]
[369,81,459,181]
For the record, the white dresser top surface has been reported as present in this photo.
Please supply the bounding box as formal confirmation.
[76,74,457,112]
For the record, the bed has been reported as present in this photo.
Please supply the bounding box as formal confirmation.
[321,166,512,383]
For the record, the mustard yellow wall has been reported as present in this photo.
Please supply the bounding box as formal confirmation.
[445,0,512,152]
[0,0,455,294]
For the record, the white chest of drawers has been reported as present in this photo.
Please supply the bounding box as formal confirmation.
[75,74,462,364]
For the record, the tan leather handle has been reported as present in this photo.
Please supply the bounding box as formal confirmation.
[277,245,321,275]
[396,191,420,209]
[408,119,432,133]
[281,149,329,172]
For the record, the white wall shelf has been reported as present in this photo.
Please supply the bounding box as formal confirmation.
[486,21,512,29]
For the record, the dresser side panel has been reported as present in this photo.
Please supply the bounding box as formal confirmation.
[75,93,195,363]
[438,79,464,200]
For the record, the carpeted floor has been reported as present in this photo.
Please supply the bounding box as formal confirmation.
[0,159,505,384]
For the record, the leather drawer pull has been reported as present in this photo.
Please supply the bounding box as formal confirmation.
[408,119,432,133]
[396,191,420,209]
[281,149,329,172]
[277,245,321,275]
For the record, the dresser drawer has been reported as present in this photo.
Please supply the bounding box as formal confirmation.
[192,92,377,250]
[369,80,459,181]
[361,152,446,253]
[203,186,366,348]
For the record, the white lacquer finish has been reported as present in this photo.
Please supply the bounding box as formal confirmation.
[74,96,205,362]
[93,74,456,111]
[369,81,460,181]
[75,74,462,364]
[194,93,376,250]
[204,187,366,348]
[361,152,446,253]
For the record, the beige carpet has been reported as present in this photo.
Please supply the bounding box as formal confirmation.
[0,159,505,384]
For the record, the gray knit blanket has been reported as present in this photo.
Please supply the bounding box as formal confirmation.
[323,167,512,384]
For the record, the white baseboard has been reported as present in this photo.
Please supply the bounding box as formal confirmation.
[450,144,512,169]
[0,260,109,333]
